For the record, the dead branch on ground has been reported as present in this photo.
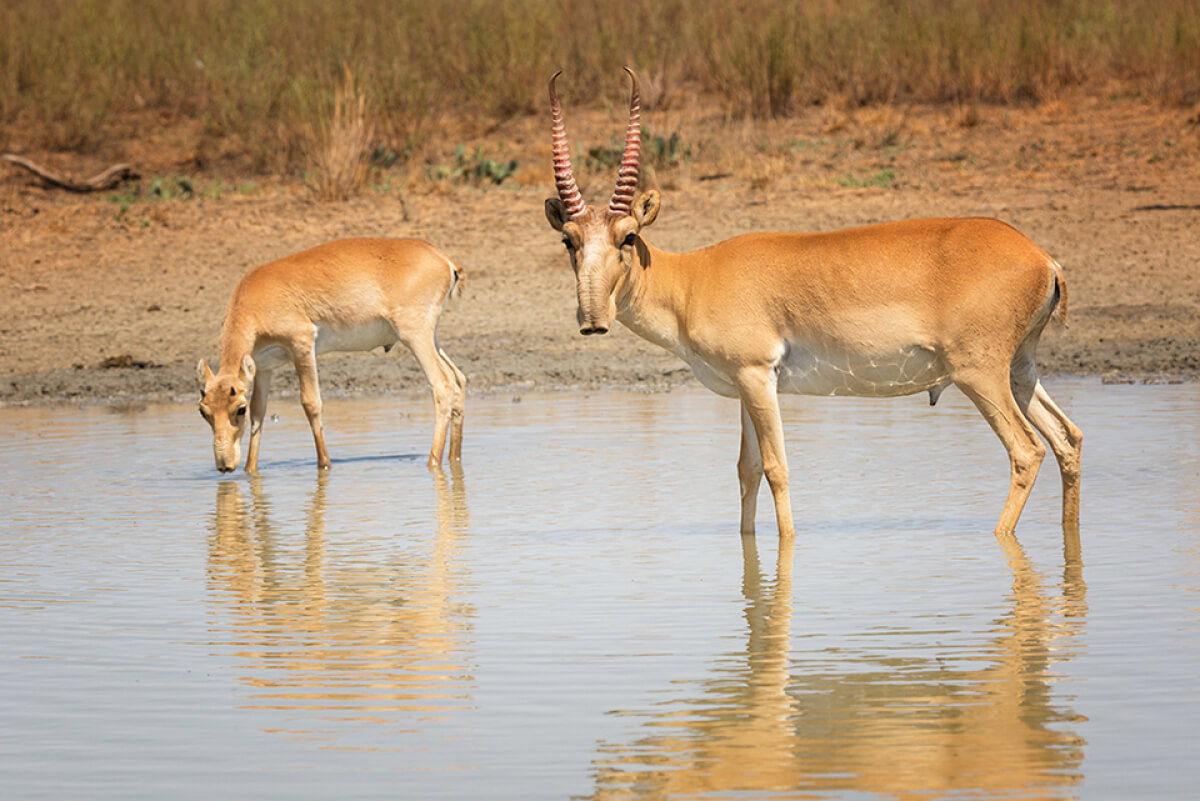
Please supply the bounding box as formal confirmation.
[2,154,138,192]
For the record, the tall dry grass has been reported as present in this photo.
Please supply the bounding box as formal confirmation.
[306,70,374,201]
[1,0,1197,170]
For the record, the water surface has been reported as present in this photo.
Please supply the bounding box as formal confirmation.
[1,380,1198,799]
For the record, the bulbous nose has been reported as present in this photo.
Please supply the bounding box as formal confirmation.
[579,324,609,336]
[217,464,235,473]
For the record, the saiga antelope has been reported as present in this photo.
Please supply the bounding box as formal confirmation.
[198,238,466,473]
[544,69,1082,538]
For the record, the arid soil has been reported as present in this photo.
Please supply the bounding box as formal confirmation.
[2,95,1199,408]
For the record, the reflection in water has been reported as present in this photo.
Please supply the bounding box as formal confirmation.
[207,467,473,738]
[586,534,1088,800]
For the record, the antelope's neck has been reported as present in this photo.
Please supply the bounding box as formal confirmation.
[216,313,257,376]
[616,240,686,357]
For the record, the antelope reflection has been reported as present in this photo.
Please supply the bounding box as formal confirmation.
[587,533,1087,799]
[208,467,473,730]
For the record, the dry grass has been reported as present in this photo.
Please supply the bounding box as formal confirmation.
[1,0,1197,174]
[306,71,374,201]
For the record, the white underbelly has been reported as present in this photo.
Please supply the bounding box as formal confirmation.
[681,340,949,399]
[777,341,948,397]
[314,319,396,355]
[251,320,396,371]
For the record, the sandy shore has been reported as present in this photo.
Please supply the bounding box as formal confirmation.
[3,96,1198,407]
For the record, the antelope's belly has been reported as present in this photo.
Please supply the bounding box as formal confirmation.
[777,341,949,397]
[314,318,396,355]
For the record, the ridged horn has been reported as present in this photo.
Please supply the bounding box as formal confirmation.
[549,71,585,218]
[608,66,641,216]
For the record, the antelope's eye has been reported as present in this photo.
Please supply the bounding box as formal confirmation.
[622,233,637,248]
[236,406,248,417]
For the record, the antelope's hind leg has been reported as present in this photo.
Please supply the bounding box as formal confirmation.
[955,367,1046,535]
[439,346,466,462]
[1011,364,1083,531]
[399,325,463,468]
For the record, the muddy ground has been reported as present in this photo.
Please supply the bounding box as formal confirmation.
[2,94,1199,409]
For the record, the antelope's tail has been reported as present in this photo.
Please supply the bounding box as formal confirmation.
[441,251,464,303]
[1050,260,1068,327]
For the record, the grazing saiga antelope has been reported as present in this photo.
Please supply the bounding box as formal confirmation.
[197,238,466,473]
[544,68,1081,538]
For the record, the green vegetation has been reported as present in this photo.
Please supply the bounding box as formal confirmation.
[587,129,692,173]
[2,0,1196,174]
[428,145,519,186]
[837,169,899,189]
[106,174,252,222]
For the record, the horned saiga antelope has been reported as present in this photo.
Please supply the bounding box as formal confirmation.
[198,238,466,473]
[544,68,1081,538]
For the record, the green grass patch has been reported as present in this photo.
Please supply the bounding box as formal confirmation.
[428,145,519,186]
[837,169,899,189]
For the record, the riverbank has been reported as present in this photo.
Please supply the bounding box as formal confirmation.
[3,95,1198,407]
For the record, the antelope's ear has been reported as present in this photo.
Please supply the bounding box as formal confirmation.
[197,358,215,385]
[632,189,660,229]
[545,198,569,232]
[240,354,257,383]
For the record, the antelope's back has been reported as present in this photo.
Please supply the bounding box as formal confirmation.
[692,218,1056,334]
[235,238,456,323]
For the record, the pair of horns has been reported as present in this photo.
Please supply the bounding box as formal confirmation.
[550,67,641,219]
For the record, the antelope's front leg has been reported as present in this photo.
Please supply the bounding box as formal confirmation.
[735,367,794,539]
[292,346,332,470]
[244,369,272,474]
[738,400,764,535]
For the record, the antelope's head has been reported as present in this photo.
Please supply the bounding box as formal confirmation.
[544,67,661,336]
[197,355,256,472]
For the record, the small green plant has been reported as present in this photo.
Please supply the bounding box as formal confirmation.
[106,173,208,221]
[371,144,407,168]
[147,175,194,200]
[1149,138,1177,163]
[108,189,137,216]
[647,131,691,168]
[587,129,692,172]
[836,169,898,189]
[106,195,150,227]
[428,145,518,185]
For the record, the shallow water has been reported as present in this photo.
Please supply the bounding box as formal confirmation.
[1,380,1198,800]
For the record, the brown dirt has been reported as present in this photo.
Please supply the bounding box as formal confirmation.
[2,94,1199,408]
